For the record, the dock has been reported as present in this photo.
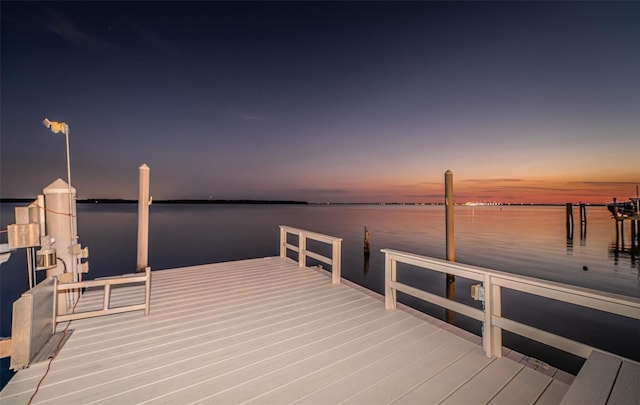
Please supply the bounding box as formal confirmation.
[1,226,638,404]
[1,256,573,404]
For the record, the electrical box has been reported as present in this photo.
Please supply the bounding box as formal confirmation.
[470,284,485,301]
[15,206,39,225]
[8,224,40,249]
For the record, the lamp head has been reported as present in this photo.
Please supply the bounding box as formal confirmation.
[42,118,68,134]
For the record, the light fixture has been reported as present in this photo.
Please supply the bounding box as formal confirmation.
[43,117,76,283]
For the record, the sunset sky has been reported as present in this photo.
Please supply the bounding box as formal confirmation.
[1,1,638,204]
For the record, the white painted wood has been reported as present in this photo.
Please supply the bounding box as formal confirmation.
[491,282,502,357]
[296,330,460,404]
[332,238,341,284]
[393,346,494,404]
[385,255,397,310]
[305,249,332,265]
[136,163,150,271]
[280,225,343,282]
[535,380,571,405]
[381,248,640,360]
[391,279,484,321]
[608,360,640,405]
[0,256,585,405]
[246,324,442,404]
[489,365,553,404]
[439,357,523,404]
[560,351,621,405]
[494,317,594,359]
[55,267,150,323]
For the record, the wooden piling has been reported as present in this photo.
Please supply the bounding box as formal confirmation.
[566,203,574,239]
[444,170,455,324]
[363,226,371,275]
[579,203,587,239]
[364,226,370,256]
[137,164,151,272]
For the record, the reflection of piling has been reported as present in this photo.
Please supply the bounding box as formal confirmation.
[566,203,574,239]
[444,170,455,324]
[363,226,370,275]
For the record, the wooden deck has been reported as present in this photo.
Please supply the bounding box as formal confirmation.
[1,256,573,404]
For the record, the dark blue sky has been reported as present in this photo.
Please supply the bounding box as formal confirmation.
[2,1,638,203]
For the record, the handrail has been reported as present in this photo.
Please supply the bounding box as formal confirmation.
[279,226,342,284]
[55,267,151,323]
[381,248,640,360]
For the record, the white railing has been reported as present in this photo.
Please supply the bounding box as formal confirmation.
[280,226,342,284]
[382,248,640,360]
[55,267,151,323]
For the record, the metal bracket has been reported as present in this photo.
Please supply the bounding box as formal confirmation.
[471,284,485,301]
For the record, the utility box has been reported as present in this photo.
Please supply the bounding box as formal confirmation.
[10,278,56,370]
[15,206,39,225]
[8,223,40,249]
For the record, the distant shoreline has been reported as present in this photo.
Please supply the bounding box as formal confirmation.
[0,198,308,205]
[0,198,605,206]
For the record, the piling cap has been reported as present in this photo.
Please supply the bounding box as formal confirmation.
[43,178,76,194]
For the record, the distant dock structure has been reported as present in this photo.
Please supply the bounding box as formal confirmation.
[608,196,640,251]
[565,203,587,240]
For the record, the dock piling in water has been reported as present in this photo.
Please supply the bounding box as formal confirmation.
[579,203,587,239]
[364,226,370,256]
[137,164,151,272]
[566,203,574,239]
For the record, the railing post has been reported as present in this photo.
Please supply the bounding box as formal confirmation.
[103,283,111,311]
[298,231,306,268]
[332,239,342,284]
[482,274,502,358]
[279,226,286,258]
[52,276,58,333]
[144,266,151,316]
[492,283,502,357]
[384,252,397,309]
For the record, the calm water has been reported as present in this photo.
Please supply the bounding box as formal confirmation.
[1,203,638,387]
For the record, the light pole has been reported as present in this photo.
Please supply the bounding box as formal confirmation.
[43,118,77,285]
[43,118,71,194]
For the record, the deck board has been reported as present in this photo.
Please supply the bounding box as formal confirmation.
[536,380,571,405]
[1,256,574,404]
[489,365,554,404]
[608,360,640,405]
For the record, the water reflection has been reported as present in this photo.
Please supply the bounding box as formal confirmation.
[363,226,371,275]
[2,203,640,388]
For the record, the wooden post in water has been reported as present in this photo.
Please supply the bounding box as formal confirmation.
[613,200,621,249]
[565,203,574,239]
[137,164,151,272]
[444,170,455,324]
[364,226,371,256]
[363,226,371,275]
[579,203,587,239]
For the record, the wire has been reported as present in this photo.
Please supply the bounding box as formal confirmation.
[27,289,80,405]
[56,257,68,273]
[31,202,76,218]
